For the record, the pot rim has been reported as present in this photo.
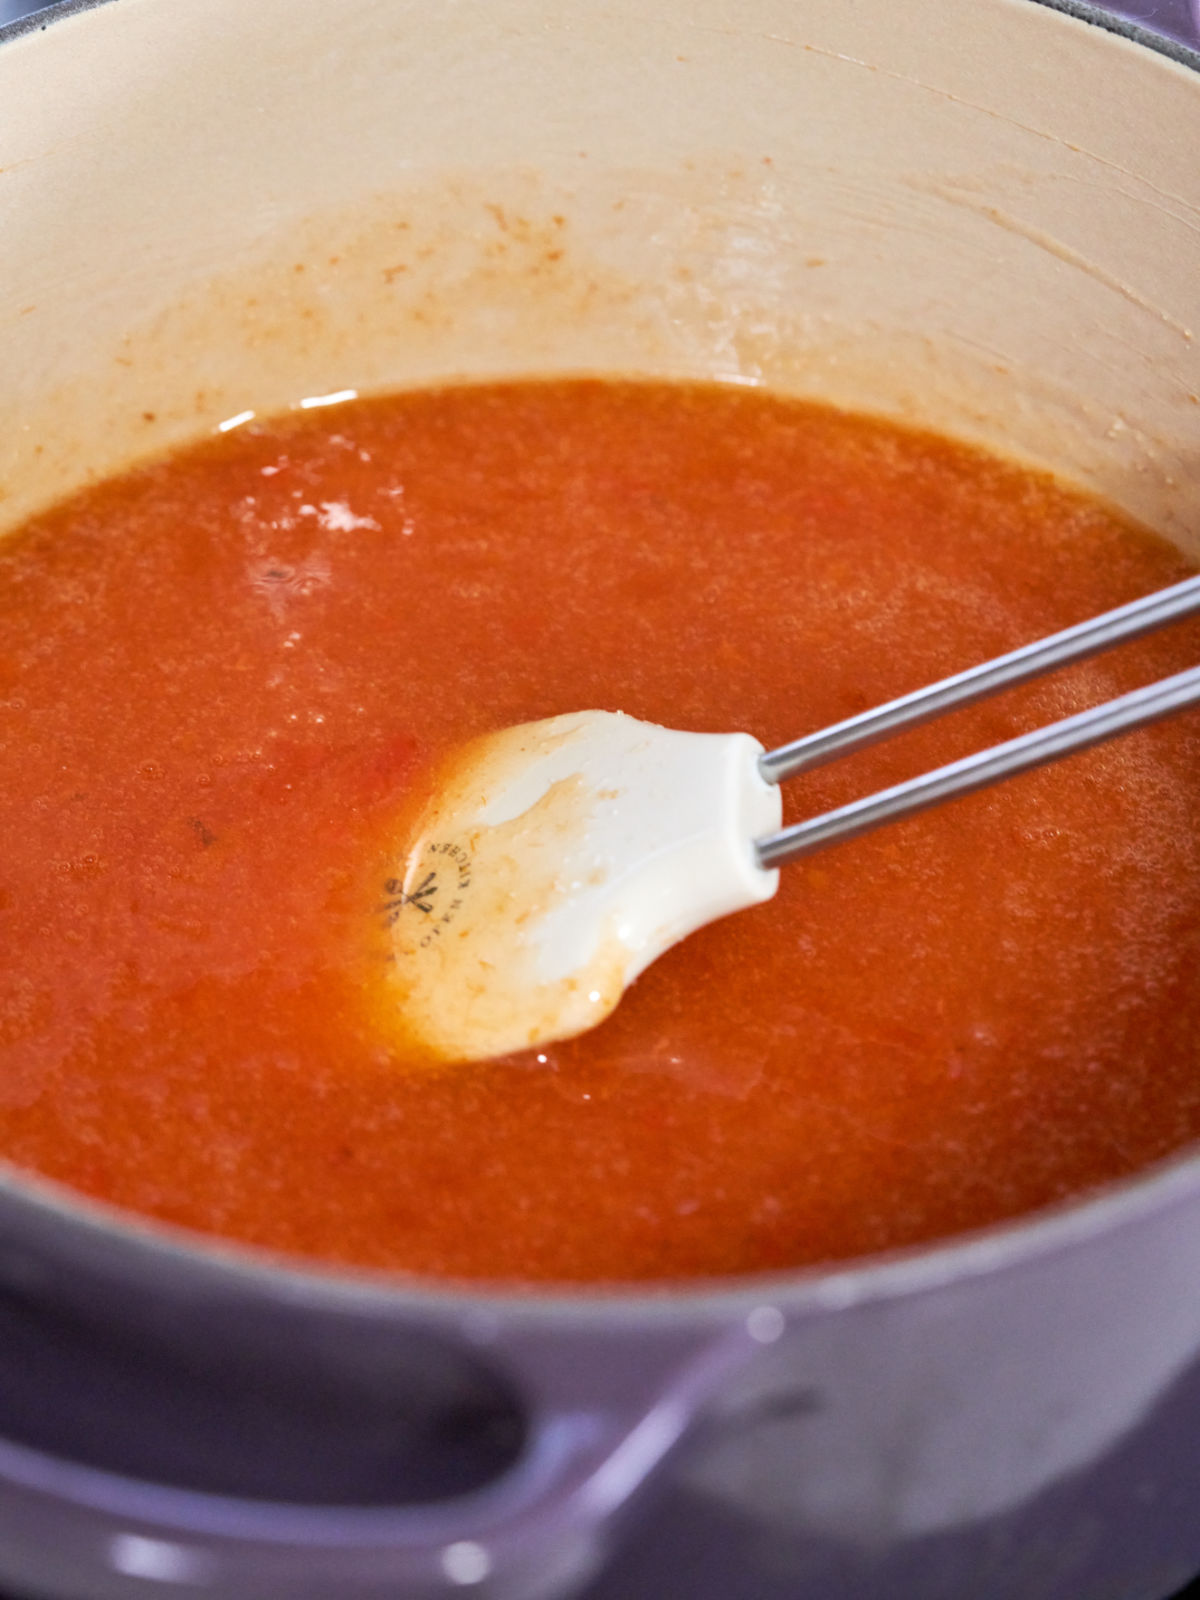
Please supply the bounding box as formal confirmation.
[2,0,1200,1329]
[2,0,1197,56]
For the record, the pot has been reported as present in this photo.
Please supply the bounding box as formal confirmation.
[3,1,1200,1596]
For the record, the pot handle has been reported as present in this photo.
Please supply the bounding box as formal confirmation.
[391,1317,765,1599]
[0,1311,771,1600]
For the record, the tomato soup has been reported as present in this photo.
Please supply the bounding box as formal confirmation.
[1,379,1199,1284]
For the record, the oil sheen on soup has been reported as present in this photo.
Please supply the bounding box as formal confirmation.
[1,380,1199,1284]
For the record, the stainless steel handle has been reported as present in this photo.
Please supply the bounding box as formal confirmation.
[759,575,1200,786]
[757,662,1200,868]
[756,577,1200,870]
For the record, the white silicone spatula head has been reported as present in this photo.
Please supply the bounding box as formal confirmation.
[377,577,1200,1066]
[381,711,782,1062]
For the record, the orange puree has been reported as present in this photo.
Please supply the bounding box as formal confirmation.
[1,379,1199,1284]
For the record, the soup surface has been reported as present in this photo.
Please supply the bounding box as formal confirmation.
[2,380,1200,1283]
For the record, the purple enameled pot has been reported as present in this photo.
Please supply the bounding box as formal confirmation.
[3,1,1200,1595]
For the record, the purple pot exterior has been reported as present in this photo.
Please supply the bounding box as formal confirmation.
[2,3,1200,1598]
[0,1123,1198,1598]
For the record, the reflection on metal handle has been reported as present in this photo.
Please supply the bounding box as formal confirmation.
[756,663,1200,869]
[758,574,1200,786]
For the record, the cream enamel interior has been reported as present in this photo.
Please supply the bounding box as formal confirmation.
[1,0,1200,545]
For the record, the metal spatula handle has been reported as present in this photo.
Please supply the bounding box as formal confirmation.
[756,663,1200,868]
[755,574,1200,870]
[759,573,1200,785]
